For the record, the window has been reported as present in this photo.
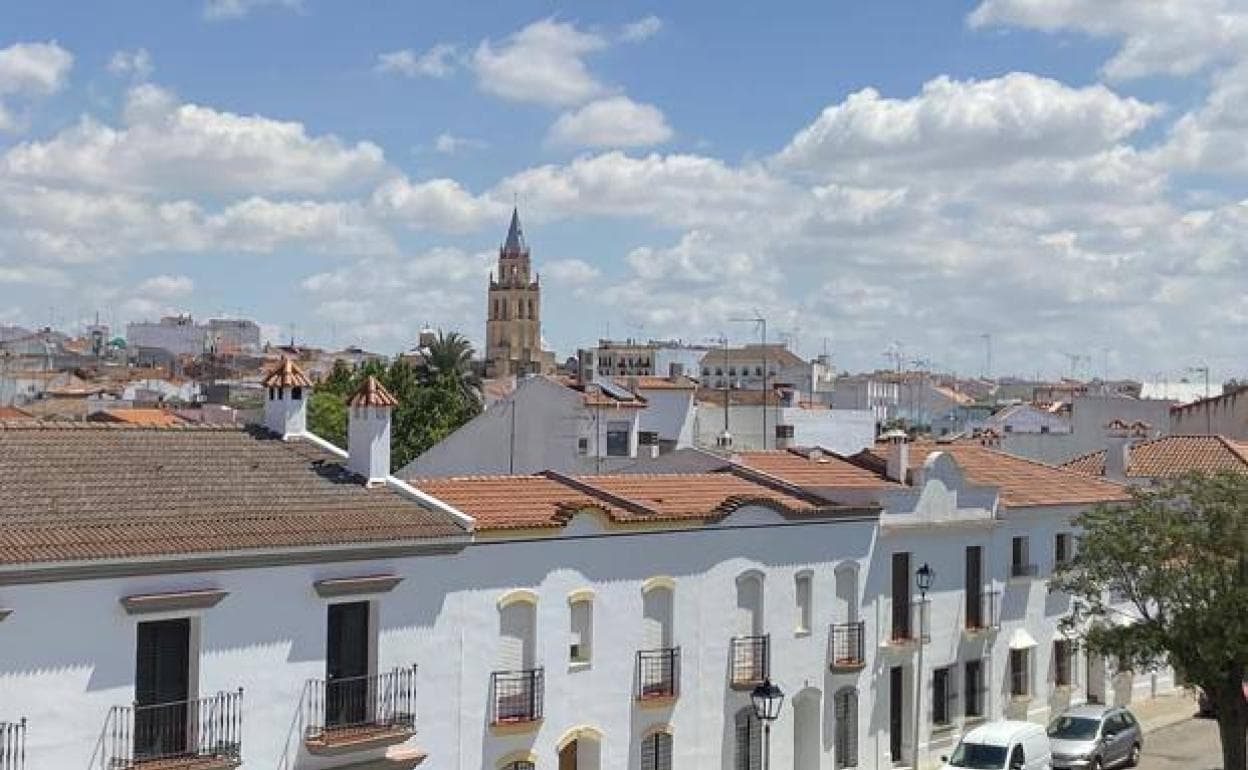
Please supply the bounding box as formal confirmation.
[964,659,985,718]
[1054,639,1074,687]
[932,666,954,726]
[1040,425,1051,434]
[291,386,302,400]
[1055,532,1072,567]
[755,366,763,376]
[641,731,673,770]
[569,599,593,664]
[833,687,858,769]
[729,367,737,376]
[965,545,984,629]
[605,421,631,457]
[702,367,710,377]
[577,437,589,455]
[891,552,911,640]
[1010,648,1031,697]
[795,573,813,634]
[1007,743,1025,769]
[503,763,535,770]
[1011,536,1032,577]
[734,707,762,770]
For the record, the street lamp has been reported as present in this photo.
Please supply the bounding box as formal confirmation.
[751,678,784,770]
[912,563,933,770]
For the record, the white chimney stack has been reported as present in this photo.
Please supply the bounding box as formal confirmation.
[1103,419,1149,481]
[882,428,910,483]
[347,376,399,484]
[262,357,312,439]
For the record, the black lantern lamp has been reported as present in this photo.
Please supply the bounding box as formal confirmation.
[916,562,933,596]
[751,678,784,770]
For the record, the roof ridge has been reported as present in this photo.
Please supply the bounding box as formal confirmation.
[543,470,657,516]
[1215,435,1248,468]
[0,421,244,431]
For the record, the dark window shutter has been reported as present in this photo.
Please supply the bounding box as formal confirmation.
[835,687,858,769]
[643,732,672,770]
[735,708,761,770]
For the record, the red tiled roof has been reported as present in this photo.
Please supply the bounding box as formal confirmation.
[734,449,898,489]
[261,357,313,388]
[413,469,836,531]
[0,406,33,420]
[1062,435,1248,478]
[623,375,697,391]
[347,376,399,407]
[89,408,186,427]
[852,442,1129,508]
[0,422,467,566]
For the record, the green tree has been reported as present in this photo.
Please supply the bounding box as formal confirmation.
[1052,472,1248,770]
[418,330,480,401]
[306,389,347,448]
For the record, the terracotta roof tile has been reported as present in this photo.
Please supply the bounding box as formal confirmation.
[89,408,186,427]
[621,375,697,391]
[853,442,1129,508]
[261,357,313,388]
[734,449,898,489]
[1062,435,1248,478]
[0,406,33,420]
[0,423,466,566]
[347,376,399,407]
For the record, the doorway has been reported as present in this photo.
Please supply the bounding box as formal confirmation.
[890,665,904,763]
[327,601,371,727]
[1086,651,1106,705]
[134,618,191,759]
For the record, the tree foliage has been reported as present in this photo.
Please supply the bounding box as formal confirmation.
[307,335,483,470]
[1052,471,1248,770]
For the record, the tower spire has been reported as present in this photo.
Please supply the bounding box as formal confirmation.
[503,206,526,253]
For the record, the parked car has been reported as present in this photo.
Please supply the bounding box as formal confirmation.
[941,720,1053,770]
[1196,681,1248,717]
[1047,704,1142,769]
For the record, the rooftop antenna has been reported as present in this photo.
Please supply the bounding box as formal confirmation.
[980,333,992,380]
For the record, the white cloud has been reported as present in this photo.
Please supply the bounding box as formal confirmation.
[203,0,301,21]
[208,197,396,255]
[0,41,73,96]
[544,258,600,285]
[108,48,153,80]
[1154,61,1248,175]
[968,0,1248,80]
[547,96,673,148]
[375,44,458,78]
[621,15,663,43]
[371,176,508,232]
[472,19,607,107]
[775,73,1158,179]
[2,84,387,196]
[136,274,194,298]
[434,132,488,154]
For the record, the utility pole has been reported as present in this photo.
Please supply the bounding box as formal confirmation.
[731,313,768,449]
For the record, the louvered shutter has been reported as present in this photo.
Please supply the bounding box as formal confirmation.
[642,732,673,770]
[835,688,858,769]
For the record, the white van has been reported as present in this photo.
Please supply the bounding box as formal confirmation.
[940,720,1053,770]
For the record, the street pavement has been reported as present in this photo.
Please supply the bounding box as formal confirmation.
[1137,715,1224,770]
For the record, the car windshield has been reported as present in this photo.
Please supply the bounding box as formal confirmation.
[1048,716,1101,740]
[948,742,1008,769]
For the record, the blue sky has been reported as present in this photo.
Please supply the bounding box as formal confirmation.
[1,0,1245,381]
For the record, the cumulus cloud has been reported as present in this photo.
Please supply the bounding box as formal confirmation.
[108,48,153,80]
[2,84,387,196]
[375,44,458,78]
[434,132,488,154]
[968,0,1248,80]
[472,19,607,107]
[547,96,673,148]
[775,72,1158,179]
[136,274,194,298]
[621,15,663,43]
[371,176,508,232]
[544,258,600,285]
[1154,61,1248,175]
[0,41,73,132]
[203,0,301,21]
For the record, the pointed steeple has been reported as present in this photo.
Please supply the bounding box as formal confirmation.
[502,206,526,253]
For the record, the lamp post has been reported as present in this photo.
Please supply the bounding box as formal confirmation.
[912,563,933,770]
[751,678,784,770]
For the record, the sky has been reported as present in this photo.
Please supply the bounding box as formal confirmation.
[1,0,1246,383]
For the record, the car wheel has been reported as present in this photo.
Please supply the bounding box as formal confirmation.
[1127,743,1141,767]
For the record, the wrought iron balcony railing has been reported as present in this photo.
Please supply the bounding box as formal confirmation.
[730,634,770,687]
[965,589,1002,631]
[490,669,544,725]
[304,666,417,745]
[0,719,25,770]
[99,689,242,770]
[636,647,680,700]
[829,621,866,669]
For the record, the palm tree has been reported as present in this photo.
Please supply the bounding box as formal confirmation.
[418,330,481,402]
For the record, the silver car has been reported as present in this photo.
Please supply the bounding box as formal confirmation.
[1047,704,1143,770]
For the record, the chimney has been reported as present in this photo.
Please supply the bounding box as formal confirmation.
[1103,419,1148,481]
[882,428,909,483]
[346,376,399,484]
[638,430,661,459]
[261,357,311,438]
[775,423,795,450]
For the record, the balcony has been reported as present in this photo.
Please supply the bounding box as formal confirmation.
[1011,562,1039,579]
[97,690,242,770]
[965,589,1001,632]
[829,622,866,671]
[1,719,25,770]
[889,598,931,645]
[303,667,417,755]
[636,647,680,701]
[490,669,544,726]
[729,635,770,688]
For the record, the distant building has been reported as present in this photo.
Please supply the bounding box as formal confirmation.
[1169,384,1248,439]
[484,208,555,378]
[127,315,260,357]
[830,374,900,423]
[698,344,831,397]
[593,339,710,379]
